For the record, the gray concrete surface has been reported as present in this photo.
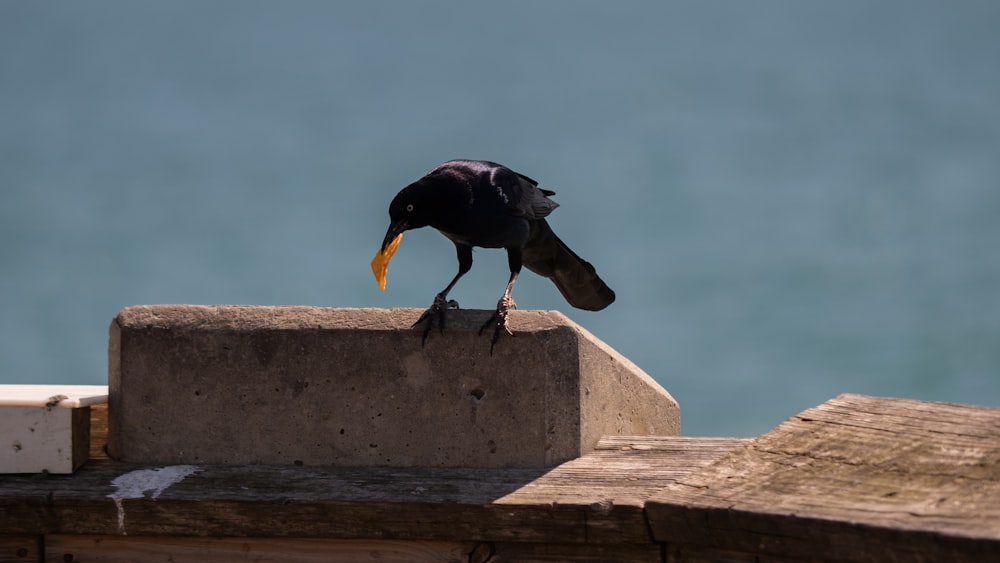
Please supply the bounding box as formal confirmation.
[108,305,679,467]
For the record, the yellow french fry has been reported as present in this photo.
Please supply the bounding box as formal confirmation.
[371,233,403,291]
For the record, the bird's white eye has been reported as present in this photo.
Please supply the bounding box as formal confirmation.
[406,203,414,212]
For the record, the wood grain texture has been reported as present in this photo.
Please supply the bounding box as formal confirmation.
[42,536,667,563]
[484,541,663,562]
[647,394,1000,562]
[496,437,749,544]
[45,536,470,563]
[0,436,744,545]
[89,403,108,460]
[0,536,40,563]
[5,394,999,560]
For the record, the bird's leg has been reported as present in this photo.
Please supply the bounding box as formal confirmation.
[413,244,472,345]
[413,287,460,345]
[480,248,522,355]
[479,271,518,355]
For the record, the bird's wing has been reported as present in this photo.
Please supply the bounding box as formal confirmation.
[490,166,559,219]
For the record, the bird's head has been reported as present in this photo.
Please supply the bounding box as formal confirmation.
[382,185,432,251]
[372,183,434,291]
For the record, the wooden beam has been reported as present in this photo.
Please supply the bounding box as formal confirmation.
[0,536,40,563]
[5,394,999,560]
[42,535,669,563]
[44,536,471,563]
[0,437,745,544]
[646,394,1000,561]
[89,403,108,460]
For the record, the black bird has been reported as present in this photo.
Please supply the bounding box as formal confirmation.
[377,159,615,352]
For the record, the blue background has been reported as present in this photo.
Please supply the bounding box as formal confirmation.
[3,1,999,436]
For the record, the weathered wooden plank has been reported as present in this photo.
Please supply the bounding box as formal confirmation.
[1,462,581,542]
[0,536,40,563]
[666,543,827,563]
[487,541,663,562]
[41,536,665,563]
[0,436,743,545]
[647,394,1000,562]
[89,403,108,460]
[45,535,470,562]
[496,436,748,544]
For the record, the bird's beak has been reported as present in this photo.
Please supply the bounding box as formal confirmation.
[381,219,408,253]
[372,220,407,291]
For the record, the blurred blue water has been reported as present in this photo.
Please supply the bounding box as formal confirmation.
[2,1,999,436]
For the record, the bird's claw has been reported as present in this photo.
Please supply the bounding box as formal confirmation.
[479,295,516,355]
[413,294,459,345]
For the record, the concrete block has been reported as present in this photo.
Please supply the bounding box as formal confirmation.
[108,306,678,468]
[1,385,108,474]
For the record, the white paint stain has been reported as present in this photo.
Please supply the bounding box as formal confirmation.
[107,465,200,534]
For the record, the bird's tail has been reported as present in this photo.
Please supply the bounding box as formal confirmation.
[522,220,616,311]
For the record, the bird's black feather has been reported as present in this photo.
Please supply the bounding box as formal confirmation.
[381,159,615,351]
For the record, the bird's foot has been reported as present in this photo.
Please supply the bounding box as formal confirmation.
[413,293,459,345]
[479,295,516,355]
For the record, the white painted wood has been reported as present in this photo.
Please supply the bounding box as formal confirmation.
[3,405,76,473]
[0,384,108,407]
[1,384,105,473]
